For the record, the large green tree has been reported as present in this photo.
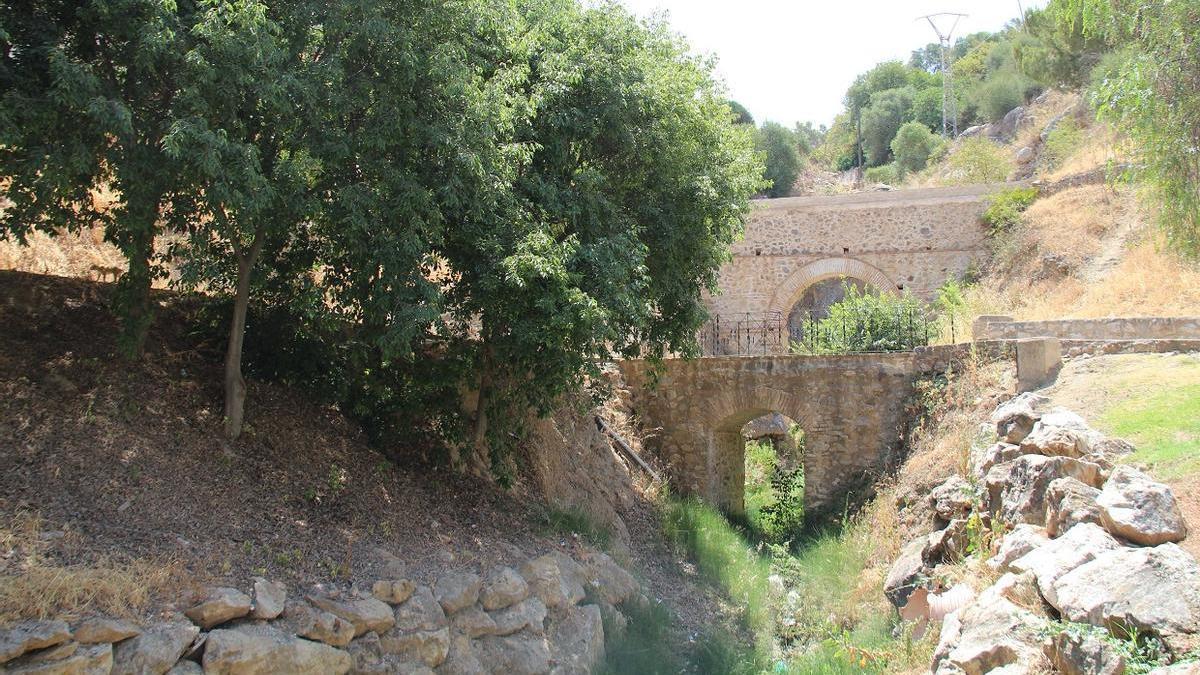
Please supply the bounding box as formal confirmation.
[756,122,803,198]
[0,0,199,356]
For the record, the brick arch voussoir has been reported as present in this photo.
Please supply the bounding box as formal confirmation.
[767,257,898,318]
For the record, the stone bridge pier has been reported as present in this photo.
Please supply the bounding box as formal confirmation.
[617,352,939,520]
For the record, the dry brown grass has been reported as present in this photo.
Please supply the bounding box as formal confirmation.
[1041,121,1126,182]
[0,226,126,281]
[1012,90,1080,153]
[0,513,191,623]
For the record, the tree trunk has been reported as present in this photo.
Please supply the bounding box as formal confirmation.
[223,257,254,440]
[467,342,494,476]
[113,214,157,359]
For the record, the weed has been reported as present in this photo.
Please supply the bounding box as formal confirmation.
[983,187,1039,234]
[1041,621,1170,674]
[536,505,612,551]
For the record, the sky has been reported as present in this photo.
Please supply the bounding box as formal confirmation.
[617,0,1047,128]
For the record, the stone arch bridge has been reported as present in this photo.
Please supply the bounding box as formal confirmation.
[617,349,974,520]
[706,184,1014,353]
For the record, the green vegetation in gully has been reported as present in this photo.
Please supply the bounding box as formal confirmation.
[1101,382,1200,480]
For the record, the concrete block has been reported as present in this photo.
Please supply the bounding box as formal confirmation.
[1016,338,1062,392]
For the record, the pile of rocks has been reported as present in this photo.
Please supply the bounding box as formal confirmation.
[885,392,1198,674]
[0,549,642,674]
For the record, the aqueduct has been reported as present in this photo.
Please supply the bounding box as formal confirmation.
[705,184,1005,352]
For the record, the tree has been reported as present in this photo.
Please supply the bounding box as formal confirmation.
[891,121,940,178]
[0,0,199,357]
[860,87,914,166]
[728,100,755,125]
[757,122,803,198]
[1057,0,1200,256]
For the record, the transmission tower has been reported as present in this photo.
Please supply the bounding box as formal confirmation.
[919,12,967,137]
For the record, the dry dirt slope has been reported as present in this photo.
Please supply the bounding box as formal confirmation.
[0,270,729,637]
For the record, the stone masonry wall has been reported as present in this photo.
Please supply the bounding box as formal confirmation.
[707,185,1006,325]
[975,316,1200,341]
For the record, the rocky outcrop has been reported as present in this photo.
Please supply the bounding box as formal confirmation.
[203,624,353,674]
[183,587,252,630]
[888,394,1197,673]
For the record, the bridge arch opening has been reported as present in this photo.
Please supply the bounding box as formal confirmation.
[767,258,898,344]
[741,412,805,541]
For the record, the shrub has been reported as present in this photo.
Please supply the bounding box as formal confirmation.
[864,163,899,185]
[891,121,940,178]
[982,186,1040,233]
[744,439,805,545]
[757,121,803,198]
[970,73,1028,123]
[945,137,1012,185]
[860,87,914,166]
[1041,117,1085,170]
[795,282,932,354]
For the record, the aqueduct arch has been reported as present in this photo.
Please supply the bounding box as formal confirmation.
[618,352,929,520]
[766,257,898,319]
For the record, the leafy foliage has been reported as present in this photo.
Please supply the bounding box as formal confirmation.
[863,163,899,185]
[891,121,941,178]
[944,137,1013,185]
[983,187,1040,234]
[757,121,804,198]
[795,282,932,354]
[860,87,914,166]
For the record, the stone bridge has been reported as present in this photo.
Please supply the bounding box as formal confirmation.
[707,184,1013,351]
[617,350,967,519]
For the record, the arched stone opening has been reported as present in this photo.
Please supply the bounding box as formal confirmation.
[767,258,898,346]
[741,412,805,538]
[708,397,815,517]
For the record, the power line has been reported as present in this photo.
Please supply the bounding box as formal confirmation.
[918,12,967,138]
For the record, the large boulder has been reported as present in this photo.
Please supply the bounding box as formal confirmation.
[547,604,605,675]
[346,632,432,674]
[991,393,1050,444]
[490,598,548,637]
[0,620,72,663]
[1009,522,1121,606]
[930,475,976,524]
[884,534,933,608]
[1097,466,1188,545]
[183,587,252,630]
[577,551,639,606]
[481,568,528,611]
[378,627,450,669]
[521,555,585,611]
[985,455,1103,526]
[1051,543,1200,653]
[433,573,482,615]
[1045,477,1104,537]
[393,586,447,633]
[475,631,551,675]
[73,618,140,645]
[974,443,1023,480]
[989,524,1049,573]
[1044,629,1126,675]
[111,619,199,675]
[932,581,1051,675]
[202,623,352,674]
[371,580,416,605]
[1020,424,1093,459]
[3,642,112,675]
[280,601,356,647]
[438,633,486,675]
[307,593,395,637]
[249,578,287,620]
[451,606,498,639]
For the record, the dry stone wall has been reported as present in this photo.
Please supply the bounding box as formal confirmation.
[708,185,1006,331]
[974,315,1200,341]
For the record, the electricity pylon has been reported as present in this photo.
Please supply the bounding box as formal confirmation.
[919,12,967,138]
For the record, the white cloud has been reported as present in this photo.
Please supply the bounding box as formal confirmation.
[616,0,1046,127]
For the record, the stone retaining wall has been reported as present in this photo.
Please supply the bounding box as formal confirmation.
[974,315,1200,341]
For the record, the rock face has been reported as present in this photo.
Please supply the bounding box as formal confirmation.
[1045,477,1103,537]
[0,620,72,663]
[1096,465,1188,545]
[111,619,199,675]
[184,587,252,629]
[1009,522,1121,605]
[548,605,604,675]
[250,577,287,620]
[1052,543,1200,650]
[202,624,352,674]
[481,568,528,611]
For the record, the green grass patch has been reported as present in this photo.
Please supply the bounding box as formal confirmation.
[1100,382,1200,479]
[534,505,612,550]
[597,600,685,675]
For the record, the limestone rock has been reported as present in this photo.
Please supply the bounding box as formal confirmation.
[1046,477,1103,537]
[111,619,199,675]
[521,555,584,610]
[481,568,528,611]
[1020,423,1092,459]
[3,643,112,675]
[1097,465,1188,546]
[974,443,1023,480]
[990,524,1050,573]
[1044,629,1126,675]
[934,582,1051,675]
[928,519,970,562]
[378,627,449,668]
[433,573,482,615]
[930,475,975,523]
[1015,147,1035,165]
[991,393,1049,444]
[371,580,416,605]
[0,620,72,663]
[1009,522,1120,606]
[183,587,252,629]
[393,587,447,633]
[548,604,604,675]
[308,593,395,637]
[578,552,639,606]
[166,661,203,675]
[345,632,434,674]
[73,618,140,645]
[438,633,485,675]
[281,601,356,647]
[202,623,352,674]
[475,631,551,675]
[451,606,497,638]
[1051,543,1200,652]
[249,578,287,620]
[490,598,548,637]
[985,455,1103,526]
[884,534,932,608]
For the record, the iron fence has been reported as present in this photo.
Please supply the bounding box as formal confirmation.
[699,311,785,356]
[791,306,947,354]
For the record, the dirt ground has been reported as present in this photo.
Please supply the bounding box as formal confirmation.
[1041,352,1200,558]
[0,270,727,636]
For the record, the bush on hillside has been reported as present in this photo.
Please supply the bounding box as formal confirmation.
[983,187,1040,234]
[756,121,803,198]
[860,87,914,166]
[970,72,1028,123]
[1042,117,1085,170]
[892,121,941,178]
[944,137,1012,185]
[863,163,899,185]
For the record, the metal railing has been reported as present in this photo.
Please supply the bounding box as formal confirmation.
[791,306,943,354]
[699,311,785,356]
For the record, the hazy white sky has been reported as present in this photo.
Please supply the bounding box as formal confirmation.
[617,0,1046,127]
